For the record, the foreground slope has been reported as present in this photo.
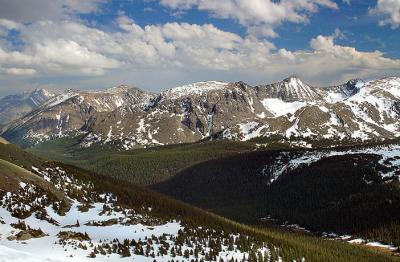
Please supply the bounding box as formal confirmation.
[3,76,400,149]
[0,144,397,261]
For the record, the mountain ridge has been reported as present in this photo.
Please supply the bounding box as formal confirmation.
[2,76,400,149]
[0,88,55,127]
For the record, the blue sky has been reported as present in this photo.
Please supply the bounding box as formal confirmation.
[0,0,399,96]
[86,0,399,57]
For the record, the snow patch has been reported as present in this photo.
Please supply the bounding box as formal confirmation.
[261,98,306,117]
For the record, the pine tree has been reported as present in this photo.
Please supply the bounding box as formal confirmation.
[184,249,190,259]
[121,246,131,257]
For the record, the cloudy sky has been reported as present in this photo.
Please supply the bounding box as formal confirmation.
[0,0,399,96]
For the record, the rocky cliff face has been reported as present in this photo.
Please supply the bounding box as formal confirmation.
[2,76,400,149]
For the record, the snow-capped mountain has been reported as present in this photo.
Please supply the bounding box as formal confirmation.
[0,88,55,127]
[2,76,400,149]
[261,76,324,102]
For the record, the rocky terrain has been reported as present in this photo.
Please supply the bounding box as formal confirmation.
[2,76,400,149]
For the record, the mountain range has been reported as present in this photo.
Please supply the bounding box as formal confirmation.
[0,88,55,127]
[1,76,400,149]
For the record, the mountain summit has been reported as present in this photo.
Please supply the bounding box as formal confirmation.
[2,76,400,148]
[263,76,323,102]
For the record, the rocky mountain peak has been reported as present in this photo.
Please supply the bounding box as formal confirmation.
[104,84,138,94]
[0,88,56,126]
[2,75,400,149]
[346,79,365,87]
[163,81,230,99]
[264,76,322,102]
[344,79,364,95]
[282,75,301,83]
[32,88,54,97]
[28,88,55,106]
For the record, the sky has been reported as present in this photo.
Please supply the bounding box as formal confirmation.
[0,0,399,96]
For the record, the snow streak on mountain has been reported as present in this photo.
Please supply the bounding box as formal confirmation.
[2,76,400,149]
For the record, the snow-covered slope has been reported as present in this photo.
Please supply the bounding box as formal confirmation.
[261,144,400,184]
[0,160,275,261]
[2,76,400,149]
[163,81,230,99]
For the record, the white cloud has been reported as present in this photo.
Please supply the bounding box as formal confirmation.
[279,30,400,83]
[0,11,399,95]
[278,48,296,61]
[0,0,104,22]
[370,0,400,29]
[0,19,21,30]
[160,0,338,37]
[0,18,22,36]
[0,22,121,76]
[4,68,36,76]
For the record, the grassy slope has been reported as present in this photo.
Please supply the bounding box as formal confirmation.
[0,143,43,169]
[28,138,256,185]
[0,159,67,203]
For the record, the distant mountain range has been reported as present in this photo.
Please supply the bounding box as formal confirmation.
[0,88,55,127]
[1,76,400,148]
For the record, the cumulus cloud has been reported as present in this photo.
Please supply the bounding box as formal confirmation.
[0,1,399,95]
[0,19,21,31]
[160,0,338,37]
[0,0,105,22]
[0,25,121,77]
[278,30,400,83]
[0,18,276,77]
[370,0,400,29]
[0,18,22,36]
[1,14,399,93]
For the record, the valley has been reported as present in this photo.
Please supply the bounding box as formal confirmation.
[26,136,400,256]
[0,141,396,261]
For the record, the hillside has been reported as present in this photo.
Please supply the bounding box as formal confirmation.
[152,143,400,248]
[27,136,400,251]
[3,76,400,149]
[28,139,257,185]
[0,145,396,261]
[0,142,43,169]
